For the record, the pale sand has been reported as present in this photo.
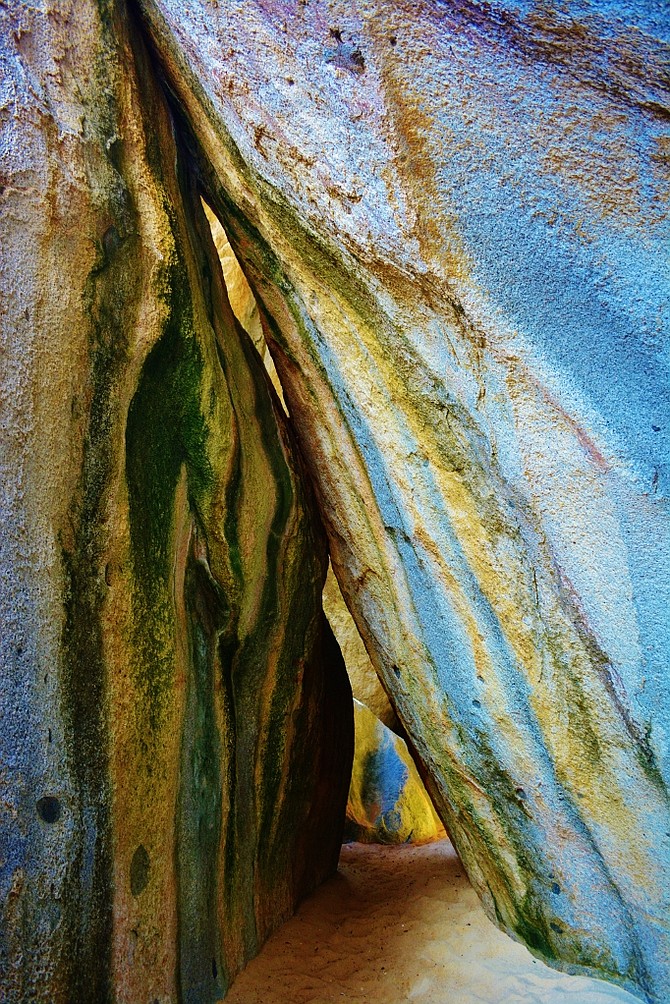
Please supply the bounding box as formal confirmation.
[225,839,641,1004]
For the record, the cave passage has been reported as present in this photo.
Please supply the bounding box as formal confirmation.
[223,840,640,1004]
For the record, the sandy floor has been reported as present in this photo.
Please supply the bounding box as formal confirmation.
[225,839,641,1004]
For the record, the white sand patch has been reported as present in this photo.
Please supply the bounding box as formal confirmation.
[224,839,641,1004]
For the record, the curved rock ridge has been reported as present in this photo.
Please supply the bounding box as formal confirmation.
[133,2,670,1000]
[345,699,446,846]
[0,3,352,1001]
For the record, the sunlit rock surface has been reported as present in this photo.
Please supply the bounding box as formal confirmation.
[204,201,265,354]
[345,700,445,845]
[323,566,398,731]
[135,2,670,1000]
[0,3,352,1001]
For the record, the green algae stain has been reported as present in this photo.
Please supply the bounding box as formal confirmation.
[176,553,226,1002]
[125,258,214,732]
[57,175,144,1004]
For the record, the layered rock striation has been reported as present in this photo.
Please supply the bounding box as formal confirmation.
[0,3,352,1001]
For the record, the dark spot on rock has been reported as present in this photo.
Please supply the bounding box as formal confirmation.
[286,77,294,85]
[326,36,366,76]
[37,796,61,823]
[552,882,561,894]
[389,35,397,46]
[130,844,150,896]
[105,563,112,586]
[550,921,564,934]
[212,958,218,979]
[515,787,527,800]
[103,225,121,257]
[48,728,52,744]
[392,664,401,678]
[652,424,661,432]
[472,699,481,708]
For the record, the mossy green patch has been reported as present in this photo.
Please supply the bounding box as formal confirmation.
[125,254,214,732]
[58,166,140,1004]
[177,551,226,1001]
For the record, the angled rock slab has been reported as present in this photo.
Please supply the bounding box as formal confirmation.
[134,2,670,1000]
[0,2,352,1001]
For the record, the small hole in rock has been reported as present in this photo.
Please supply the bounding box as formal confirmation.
[389,35,397,46]
[212,958,218,979]
[37,796,61,823]
[552,882,561,894]
[330,27,343,42]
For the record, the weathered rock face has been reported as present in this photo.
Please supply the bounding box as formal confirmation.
[345,700,445,846]
[0,3,352,1001]
[132,2,670,1001]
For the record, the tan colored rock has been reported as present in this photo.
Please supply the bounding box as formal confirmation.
[323,565,397,731]
[203,200,264,353]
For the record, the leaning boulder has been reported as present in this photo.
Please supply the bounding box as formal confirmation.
[134,2,670,1000]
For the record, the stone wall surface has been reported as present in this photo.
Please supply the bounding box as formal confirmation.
[0,2,352,1001]
[133,2,670,1001]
